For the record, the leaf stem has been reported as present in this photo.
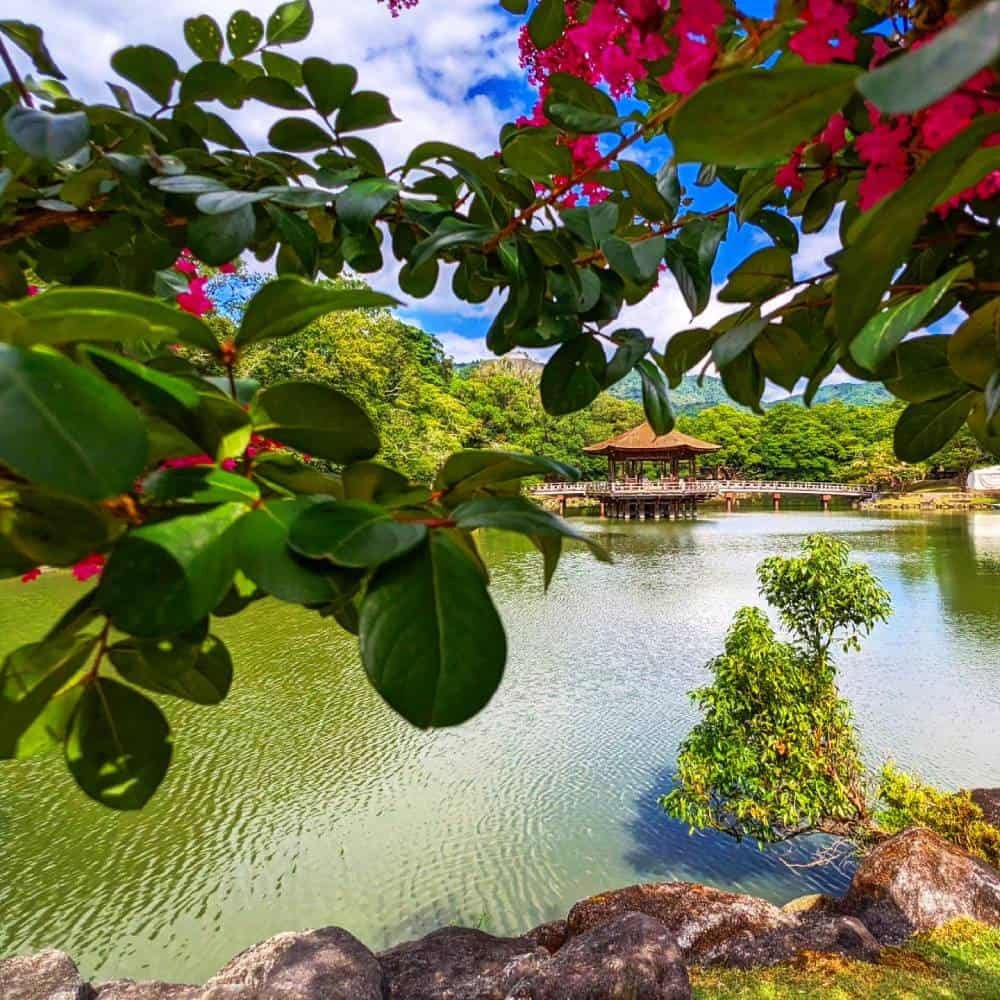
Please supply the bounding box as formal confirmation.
[0,36,34,108]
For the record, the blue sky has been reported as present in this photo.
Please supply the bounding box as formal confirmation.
[8,0,943,372]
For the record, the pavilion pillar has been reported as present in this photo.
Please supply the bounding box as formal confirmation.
[772,492,782,512]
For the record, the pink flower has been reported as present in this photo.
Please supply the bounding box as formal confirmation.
[20,567,42,583]
[177,276,213,317]
[775,151,805,193]
[71,554,106,583]
[919,93,978,151]
[858,165,908,211]
[819,112,849,153]
[175,256,198,276]
[221,458,239,471]
[26,285,39,296]
[218,262,237,275]
[162,454,215,469]
[789,0,858,65]
[659,36,716,95]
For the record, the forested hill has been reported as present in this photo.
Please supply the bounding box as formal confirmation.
[606,369,893,412]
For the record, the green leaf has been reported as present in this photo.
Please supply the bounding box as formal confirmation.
[453,496,610,562]
[187,204,256,266]
[561,202,619,248]
[619,161,671,222]
[751,210,799,252]
[360,532,506,728]
[342,461,413,503]
[109,633,232,705]
[302,58,356,116]
[336,178,400,231]
[894,391,975,463]
[252,451,343,496]
[261,50,303,86]
[637,358,676,435]
[227,10,264,58]
[836,114,1000,342]
[336,91,398,133]
[4,486,123,566]
[882,336,967,403]
[718,248,793,303]
[936,147,1000,206]
[434,450,580,498]
[606,328,652,385]
[65,679,172,810]
[858,2,1000,114]
[195,190,270,215]
[409,219,495,271]
[656,159,681,221]
[0,20,65,78]
[99,503,246,637]
[236,276,398,347]
[268,116,332,152]
[661,328,713,387]
[720,350,765,413]
[948,299,1000,390]
[753,321,827,393]
[244,75,311,109]
[287,499,426,568]
[602,235,665,284]
[236,498,355,603]
[266,204,319,276]
[149,174,229,195]
[850,265,967,371]
[184,15,223,60]
[0,635,96,759]
[672,66,860,167]
[3,107,89,162]
[10,289,212,354]
[110,45,179,106]
[528,0,567,50]
[251,381,379,463]
[141,465,260,505]
[179,62,244,105]
[712,317,768,369]
[0,345,147,501]
[266,0,313,44]
[540,336,606,415]
[502,127,573,180]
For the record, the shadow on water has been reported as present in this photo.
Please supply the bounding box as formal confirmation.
[623,766,855,905]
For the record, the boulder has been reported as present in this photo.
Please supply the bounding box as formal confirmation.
[840,826,1000,943]
[92,983,201,999]
[701,914,880,970]
[0,950,89,1000]
[202,926,384,999]
[506,912,690,999]
[521,921,568,955]
[780,893,835,915]
[566,882,792,964]
[971,788,1000,829]
[379,926,548,999]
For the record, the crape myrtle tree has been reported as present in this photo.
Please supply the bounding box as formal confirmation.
[0,0,997,808]
[662,536,892,844]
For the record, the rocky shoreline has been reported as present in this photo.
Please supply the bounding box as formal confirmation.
[4,825,1000,999]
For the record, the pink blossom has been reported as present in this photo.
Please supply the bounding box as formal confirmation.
[221,458,239,471]
[789,0,858,65]
[919,93,978,151]
[775,151,805,193]
[219,262,237,275]
[20,567,42,583]
[161,454,215,469]
[26,285,39,296]
[819,112,849,153]
[858,165,908,211]
[659,36,716,95]
[72,554,105,582]
[175,256,198,276]
[177,276,213,317]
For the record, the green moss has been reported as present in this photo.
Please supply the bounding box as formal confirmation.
[691,920,1000,999]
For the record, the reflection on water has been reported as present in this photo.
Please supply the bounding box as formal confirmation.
[1,511,998,983]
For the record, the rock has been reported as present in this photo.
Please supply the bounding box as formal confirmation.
[521,921,568,955]
[566,882,792,964]
[840,826,1000,943]
[971,788,1000,829]
[379,926,548,999]
[202,926,384,999]
[780,893,835,915]
[0,950,89,1000]
[92,982,201,999]
[507,912,690,999]
[701,914,880,970]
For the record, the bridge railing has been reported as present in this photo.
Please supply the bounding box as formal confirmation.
[528,479,875,496]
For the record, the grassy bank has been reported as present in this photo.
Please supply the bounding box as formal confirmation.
[691,920,1000,999]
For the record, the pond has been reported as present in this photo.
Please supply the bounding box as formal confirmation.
[2,510,999,983]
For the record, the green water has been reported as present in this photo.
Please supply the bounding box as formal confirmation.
[2,511,999,984]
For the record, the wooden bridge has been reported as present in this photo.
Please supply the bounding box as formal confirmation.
[528,479,877,519]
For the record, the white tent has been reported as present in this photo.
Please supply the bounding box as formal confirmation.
[967,466,1000,492]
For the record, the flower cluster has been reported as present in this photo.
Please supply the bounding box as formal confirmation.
[21,554,105,585]
[789,0,858,66]
[174,250,236,317]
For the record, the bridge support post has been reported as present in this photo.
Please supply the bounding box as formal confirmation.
[772,493,782,512]
[725,493,734,514]
[558,494,567,517]
[599,498,607,519]
[821,494,831,512]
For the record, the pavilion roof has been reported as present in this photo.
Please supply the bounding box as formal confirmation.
[583,422,722,456]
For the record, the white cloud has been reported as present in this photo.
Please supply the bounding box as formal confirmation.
[433,330,492,364]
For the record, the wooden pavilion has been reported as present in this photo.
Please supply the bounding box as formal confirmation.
[583,423,722,482]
